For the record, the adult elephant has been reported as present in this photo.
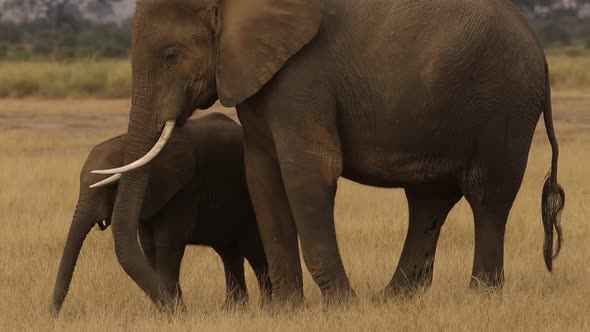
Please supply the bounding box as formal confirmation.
[94,0,565,306]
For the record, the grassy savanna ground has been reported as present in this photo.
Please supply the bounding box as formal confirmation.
[0,92,588,331]
[1,54,590,98]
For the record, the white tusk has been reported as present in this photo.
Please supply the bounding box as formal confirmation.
[89,173,121,189]
[91,120,176,175]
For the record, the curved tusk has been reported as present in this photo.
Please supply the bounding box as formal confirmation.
[89,173,121,189]
[91,120,176,175]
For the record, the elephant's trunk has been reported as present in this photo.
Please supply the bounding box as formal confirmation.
[50,195,95,317]
[110,100,164,305]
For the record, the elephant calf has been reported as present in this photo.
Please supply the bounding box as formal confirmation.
[50,113,271,315]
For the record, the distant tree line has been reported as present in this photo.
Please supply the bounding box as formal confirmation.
[519,0,590,48]
[513,0,588,8]
[531,18,590,48]
[0,18,132,60]
[0,0,589,60]
[0,0,130,60]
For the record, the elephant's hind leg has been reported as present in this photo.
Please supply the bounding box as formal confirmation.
[384,190,462,297]
[243,248,273,307]
[468,205,510,289]
[464,173,521,289]
[463,109,533,289]
[217,248,248,307]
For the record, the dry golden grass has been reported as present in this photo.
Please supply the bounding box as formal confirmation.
[0,60,131,98]
[0,55,589,99]
[547,55,590,91]
[0,96,589,331]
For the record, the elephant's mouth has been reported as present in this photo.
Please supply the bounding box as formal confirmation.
[97,219,110,231]
[197,95,218,110]
[176,112,191,127]
[176,94,217,126]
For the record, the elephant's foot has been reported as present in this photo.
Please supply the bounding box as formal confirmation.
[220,298,248,312]
[242,283,304,314]
[469,271,505,292]
[320,283,357,307]
[371,284,424,306]
[387,253,437,296]
[156,298,186,315]
[263,297,307,315]
[377,190,461,303]
[154,287,186,315]
[379,282,427,300]
[221,289,249,311]
[49,304,61,318]
[380,264,435,301]
[257,286,305,314]
[469,209,507,293]
[259,289,273,309]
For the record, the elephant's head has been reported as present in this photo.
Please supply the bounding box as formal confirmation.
[90,0,324,306]
[50,132,195,316]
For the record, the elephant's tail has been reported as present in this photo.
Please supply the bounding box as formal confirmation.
[540,63,565,272]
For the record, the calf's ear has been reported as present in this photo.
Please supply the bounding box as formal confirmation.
[141,132,196,219]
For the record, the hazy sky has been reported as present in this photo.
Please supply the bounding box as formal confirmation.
[0,0,136,22]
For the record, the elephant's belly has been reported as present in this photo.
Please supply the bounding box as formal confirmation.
[338,113,468,190]
[334,84,474,189]
[341,148,464,190]
[186,206,250,248]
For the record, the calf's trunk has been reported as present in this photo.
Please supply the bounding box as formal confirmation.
[50,195,95,316]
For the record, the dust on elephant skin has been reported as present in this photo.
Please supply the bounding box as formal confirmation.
[108,0,565,306]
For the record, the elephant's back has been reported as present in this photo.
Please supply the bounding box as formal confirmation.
[323,0,544,66]
[320,0,547,118]
[185,113,244,161]
[79,135,126,190]
[185,113,241,138]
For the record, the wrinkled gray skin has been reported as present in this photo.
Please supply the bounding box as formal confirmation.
[50,113,271,315]
[111,0,565,307]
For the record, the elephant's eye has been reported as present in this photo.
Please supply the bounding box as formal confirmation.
[162,47,181,69]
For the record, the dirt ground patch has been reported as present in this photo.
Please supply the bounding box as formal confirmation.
[0,93,587,133]
[0,99,239,132]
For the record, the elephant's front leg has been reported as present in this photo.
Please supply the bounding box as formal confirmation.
[140,223,186,311]
[273,122,355,304]
[153,242,186,310]
[384,190,462,296]
[151,217,187,311]
[243,130,303,307]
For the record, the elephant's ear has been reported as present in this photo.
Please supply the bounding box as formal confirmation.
[141,131,196,219]
[216,0,324,107]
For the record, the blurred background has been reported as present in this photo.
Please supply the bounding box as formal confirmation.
[0,0,589,98]
[0,2,588,330]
